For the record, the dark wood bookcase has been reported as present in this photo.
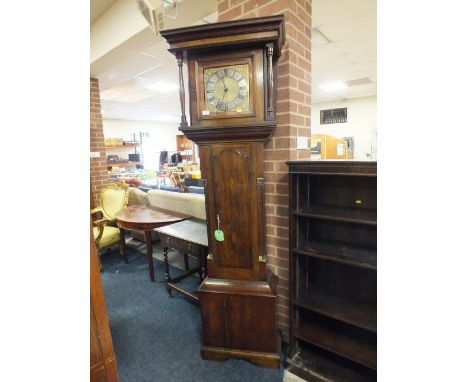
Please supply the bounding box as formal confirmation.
[285,161,377,382]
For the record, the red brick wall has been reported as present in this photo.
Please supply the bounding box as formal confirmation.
[218,0,312,341]
[90,78,108,207]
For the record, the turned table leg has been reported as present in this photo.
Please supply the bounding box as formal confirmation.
[198,253,204,282]
[119,228,128,263]
[144,230,155,282]
[163,246,172,296]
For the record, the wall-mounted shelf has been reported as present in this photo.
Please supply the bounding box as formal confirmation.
[105,144,140,149]
[107,162,143,167]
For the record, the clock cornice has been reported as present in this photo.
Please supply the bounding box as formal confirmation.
[160,15,285,58]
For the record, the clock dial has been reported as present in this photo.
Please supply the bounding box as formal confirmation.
[203,64,250,114]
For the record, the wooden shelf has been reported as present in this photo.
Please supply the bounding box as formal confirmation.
[294,240,376,270]
[107,162,143,167]
[286,346,376,382]
[294,205,376,226]
[296,320,376,369]
[105,144,140,148]
[294,288,376,332]
[287,162,377,380]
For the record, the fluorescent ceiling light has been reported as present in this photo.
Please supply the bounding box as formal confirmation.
[146,81,178,93]
[319,82,348,91]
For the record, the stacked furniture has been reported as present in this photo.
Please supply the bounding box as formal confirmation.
[285,160,377,382]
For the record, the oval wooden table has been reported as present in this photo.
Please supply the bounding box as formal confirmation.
[115,204,190,282]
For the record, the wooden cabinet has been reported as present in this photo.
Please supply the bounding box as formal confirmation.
[285,160,377,382]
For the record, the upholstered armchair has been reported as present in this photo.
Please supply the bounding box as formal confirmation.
[91,182,129,268]
[91,181,130,225]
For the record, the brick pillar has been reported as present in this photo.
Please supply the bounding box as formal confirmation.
[218,0,312,341]
[90,78,108,207]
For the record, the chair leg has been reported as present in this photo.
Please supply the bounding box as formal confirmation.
[119,228,128,263]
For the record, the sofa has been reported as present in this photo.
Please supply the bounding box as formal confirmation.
[127,187,206,242]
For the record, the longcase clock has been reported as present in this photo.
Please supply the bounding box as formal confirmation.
[161,16,285,368]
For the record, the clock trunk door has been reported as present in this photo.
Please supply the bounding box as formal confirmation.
[200,142,264,281]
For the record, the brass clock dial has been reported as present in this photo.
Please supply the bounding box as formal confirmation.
[203,64,250,114]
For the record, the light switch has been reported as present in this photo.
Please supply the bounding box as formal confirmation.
[297,136,309,150]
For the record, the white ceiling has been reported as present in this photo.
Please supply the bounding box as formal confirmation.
[311,0,376,103]
[98,38,182,122]
[91,0,376,121]
[90,0,118,24]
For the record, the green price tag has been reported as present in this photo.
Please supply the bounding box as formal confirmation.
[214,229,225,241]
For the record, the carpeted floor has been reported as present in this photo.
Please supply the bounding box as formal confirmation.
[100,242,284,382]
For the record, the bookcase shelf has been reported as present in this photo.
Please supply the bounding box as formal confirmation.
[293,240,376,270]
[286,160,377,382]
[286,344,376,382]
[293,205,376,226]
[294,288,376,332]
[295,316,376,369]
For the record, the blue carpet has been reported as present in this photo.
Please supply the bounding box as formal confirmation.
[101,247,284,382]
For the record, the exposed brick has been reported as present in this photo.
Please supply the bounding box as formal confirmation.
[274,160,289,173]
[265,193,289,206]
[90,78,108,206]
[264,161,274,172]
[257,0,289,17]
[276,206,289,217]
[275,137,292,149]
[276,183,289,195]
[219,0,229,13]
[219,4,242,20]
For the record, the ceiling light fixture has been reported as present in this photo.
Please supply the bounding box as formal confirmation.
[146,81,179,93]
[319,82,348,91]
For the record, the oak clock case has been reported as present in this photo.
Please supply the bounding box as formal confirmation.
[161,16,285,369]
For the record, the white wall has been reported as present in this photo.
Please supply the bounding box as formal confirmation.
[103,118,180,170]
[311,96,377,160]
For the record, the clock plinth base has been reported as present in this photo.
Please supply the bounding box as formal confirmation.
[198,276,280,369]
[201,345,280,369]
